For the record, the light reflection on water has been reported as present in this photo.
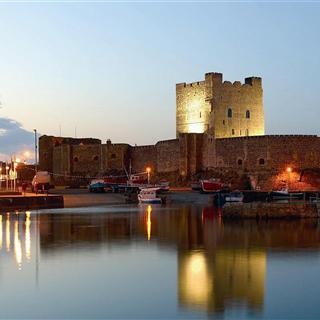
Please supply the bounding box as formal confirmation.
[0,206,320,318]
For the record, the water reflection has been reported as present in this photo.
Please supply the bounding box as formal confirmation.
[179,249,266,313]
[0,212,34,270]
[1,206,320,318]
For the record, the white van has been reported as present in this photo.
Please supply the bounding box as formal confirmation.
[32,171,51,193]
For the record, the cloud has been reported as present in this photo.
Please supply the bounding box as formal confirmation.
[0,117,36,162]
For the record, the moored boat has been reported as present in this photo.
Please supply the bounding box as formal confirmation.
[225,191,244,202]
[138,188,162,204]
[191,181,201,191]
[270,188,304,200]
[200,179,223,193]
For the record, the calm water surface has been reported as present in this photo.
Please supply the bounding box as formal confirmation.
[1,205,320,319]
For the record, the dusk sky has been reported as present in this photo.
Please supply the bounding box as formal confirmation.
[0,2,319,160]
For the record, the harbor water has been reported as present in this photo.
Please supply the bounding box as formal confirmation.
[1,205,320,319]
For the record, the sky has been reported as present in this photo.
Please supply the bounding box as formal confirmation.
[0,1,320,161]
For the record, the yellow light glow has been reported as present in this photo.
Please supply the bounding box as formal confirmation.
[181,252,212,306]
[25,212,31,260]
[146,167,151,173]
[286,167,292,173]
[14,220,22,270]
[6,213,10,252]
[147,205,152,241]
[24,151,30,158]
[188,123,205,134]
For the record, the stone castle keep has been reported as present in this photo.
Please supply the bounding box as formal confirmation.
[39,72,320,188]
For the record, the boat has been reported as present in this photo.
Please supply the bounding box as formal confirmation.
[138,188,162,204]
[128,174,148,186]
[158,180,170,192]
[225,191,244,202]
[270,188,303,200]
[200,179,223,193]
[191,181,201,191]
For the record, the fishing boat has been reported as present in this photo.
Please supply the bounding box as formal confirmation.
[200,179,223,193]
[225,191,244,202]
[270,188,303,200]
[138,188,162,204]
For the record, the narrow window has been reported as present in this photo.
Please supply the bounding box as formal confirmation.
[246,129,249,136]
[199,112,202,118]
[232,129,235,135]
[227,108,232,118]
[246,110,250,119]
[222,120,225,125]
[237,159,243,166]
[259,158,265,165]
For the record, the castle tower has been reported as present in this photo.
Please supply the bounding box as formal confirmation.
[176,72,265,138]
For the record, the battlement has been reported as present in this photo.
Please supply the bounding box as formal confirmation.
[245,76,262,87]
[176,81,205,89]
[217,134,318,143]
[156,139,179,145]
[130,144,156,151]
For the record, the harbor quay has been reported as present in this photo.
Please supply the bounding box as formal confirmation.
[1,188,320,219]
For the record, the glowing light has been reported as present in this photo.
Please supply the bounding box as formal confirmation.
[6,213,10,252]
[180,252,212,306]
[25,212,31,260]
[146,167,151,173]
[15,158,21,163]
[188,123,206,134]
[14,220,22,270]
[24,151,30,158]
[286,167,292,173]
[147,205,152,241]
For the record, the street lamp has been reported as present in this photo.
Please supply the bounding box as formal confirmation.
[34,129,38,172]
[146,167,151,185]
[5,165,9,190]
[13,162,18,192]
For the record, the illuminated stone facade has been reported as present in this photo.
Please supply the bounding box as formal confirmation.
[176,72,265,138]
[38,71,320,190]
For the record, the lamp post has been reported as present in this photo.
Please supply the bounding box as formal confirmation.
[6,165,9,190]
[34,129,38,172]
[286,166,292,190]
[146,167,151,185]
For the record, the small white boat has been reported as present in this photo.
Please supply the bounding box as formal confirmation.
[138,188,162,204]
[225,191,244,202]
[271,188,303,200]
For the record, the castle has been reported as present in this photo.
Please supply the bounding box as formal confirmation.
[39,72,320,189]
[176,72,264,138]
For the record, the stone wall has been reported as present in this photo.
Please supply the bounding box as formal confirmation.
[39,135,101,173]
[52,145,71,175]
[156,139,180,173]
[215,135,320,171]
[130,145,157,174]
[176,81,210,136]
[40,133,320,189]
[71,144,102,176]
[105,142,130,172]
[212,76,264,138]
